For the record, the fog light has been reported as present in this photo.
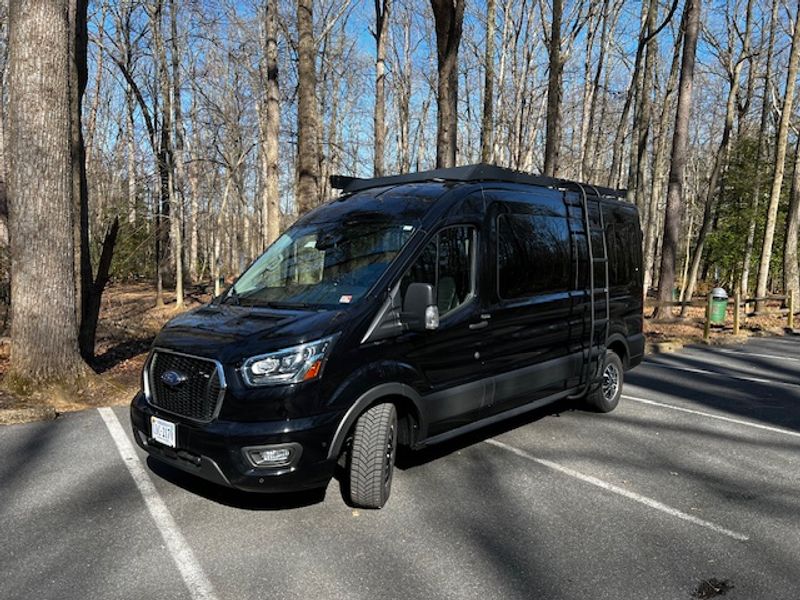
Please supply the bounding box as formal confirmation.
[243,443,301,468]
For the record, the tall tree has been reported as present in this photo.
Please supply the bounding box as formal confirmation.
[6,0,87,381]
[0,5,8,251]
[755,9,800,312]
[260,0,281,246]
[169,0,185,307]
[373,0,390,176]
[741,0,778,296]
[296,0,320,213]
[430,0,464,169]
[542,0,563,177]
[480,0,496,164]
[67,0,91,351]
[680,0,751,312]
[784,137,800,304]
[654,0,701,318]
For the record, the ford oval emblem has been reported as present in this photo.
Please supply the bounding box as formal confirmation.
[161,370,188,387]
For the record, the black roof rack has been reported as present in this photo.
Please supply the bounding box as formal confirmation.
[330,163,626,199]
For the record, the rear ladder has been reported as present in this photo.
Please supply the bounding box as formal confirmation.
[565,183,610,396]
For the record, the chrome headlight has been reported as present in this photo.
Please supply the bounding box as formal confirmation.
[242,335,337,386]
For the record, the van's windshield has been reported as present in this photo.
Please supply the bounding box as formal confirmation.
[227,219,416,309]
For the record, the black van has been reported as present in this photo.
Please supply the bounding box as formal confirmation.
[130,164,644,508]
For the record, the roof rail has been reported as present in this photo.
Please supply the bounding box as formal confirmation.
[329,163,626,199]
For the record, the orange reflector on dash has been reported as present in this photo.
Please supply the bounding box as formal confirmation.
[303,361,323,381]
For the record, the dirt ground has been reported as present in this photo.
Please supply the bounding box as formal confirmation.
[0,283,211,421]
[643,299,795,348]
[0,284,795,422]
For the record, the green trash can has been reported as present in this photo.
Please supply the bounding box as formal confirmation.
[710,287,728,324]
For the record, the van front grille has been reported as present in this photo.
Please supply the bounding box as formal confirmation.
[148,351,224,422]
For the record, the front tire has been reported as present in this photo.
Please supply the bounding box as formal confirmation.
[348,403,397,509]
[585,351,623,413]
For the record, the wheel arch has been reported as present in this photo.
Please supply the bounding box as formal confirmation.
[327,383,424,461]
[606,333,630,369]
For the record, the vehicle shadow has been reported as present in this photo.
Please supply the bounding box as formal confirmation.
[146,456,327,510]
[396,398,575,470]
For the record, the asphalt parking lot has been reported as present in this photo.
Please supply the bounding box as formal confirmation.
[2,335,800,600]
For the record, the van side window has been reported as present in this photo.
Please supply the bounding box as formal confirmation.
[497,214,570,298]
[606,220,641,288]
[400,226,475,315]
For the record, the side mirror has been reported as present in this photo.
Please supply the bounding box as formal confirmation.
[401,283,439,332]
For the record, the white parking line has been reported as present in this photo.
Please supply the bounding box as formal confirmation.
[622,394,800,440]
[713,348,800,363]
[485,438,749,542]
[98,408,219,600]
[643,362,800,388]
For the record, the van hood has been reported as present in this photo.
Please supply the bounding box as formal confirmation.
[152,303,350,364]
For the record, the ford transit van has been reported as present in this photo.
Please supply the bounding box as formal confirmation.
[130,164,644,508]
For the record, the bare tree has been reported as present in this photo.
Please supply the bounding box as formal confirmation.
[654,0,701,318]
[480,0,496,164]
[6,0,87,381]
[373,0,390,175]
[430,0,464,168]
[755,9,800,312]
[260,0,281,246]
[680,0,751,311]
[542,0,563,177]
[741,0,778,296]
[784,136,800,303]
[296,0,320,212]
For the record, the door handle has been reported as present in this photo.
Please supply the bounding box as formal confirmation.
[469,321,489,330]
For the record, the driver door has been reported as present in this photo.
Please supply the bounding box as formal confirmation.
[398,225,491,436]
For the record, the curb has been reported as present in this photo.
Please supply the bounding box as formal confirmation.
[0,406,58,425]
[646,341,684,354]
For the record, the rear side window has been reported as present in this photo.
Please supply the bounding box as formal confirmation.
[497,214,571,298]
[606,220,641,288]
[400,226,476,315]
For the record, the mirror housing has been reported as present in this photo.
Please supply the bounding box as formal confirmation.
[401,283,439,332]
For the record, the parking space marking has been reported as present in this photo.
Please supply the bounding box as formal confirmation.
[98,408,219,600]
[622,394,800,440]
[712,348,800,363]
[485,438,749,542]
[643,362,800,389]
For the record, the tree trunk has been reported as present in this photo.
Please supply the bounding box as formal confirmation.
[681,43,746,314]
[783,137,800,304]
[67,0,92,357]
[625,0,658,209]
[373,0,390,176]
[261,0,281,246]
[755,12,800,312]
[430,0,464,169]
[296,0,320,213]
[577,0,601,180]
[6,0,87,381]
[169,0,185,307]
[742,0,778,297]
[643,23,683,297]
[0,35,7,250]
[480,0,496,164]
[543,0,563,177]
[78,218,119,359]
[654,0,700,319]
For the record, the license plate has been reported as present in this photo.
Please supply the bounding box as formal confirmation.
[151,416,176,448]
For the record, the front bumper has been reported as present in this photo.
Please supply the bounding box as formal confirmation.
[130,392,340,493]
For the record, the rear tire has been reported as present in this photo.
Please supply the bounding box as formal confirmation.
[584,351,623,413]
[348,403,397,509]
